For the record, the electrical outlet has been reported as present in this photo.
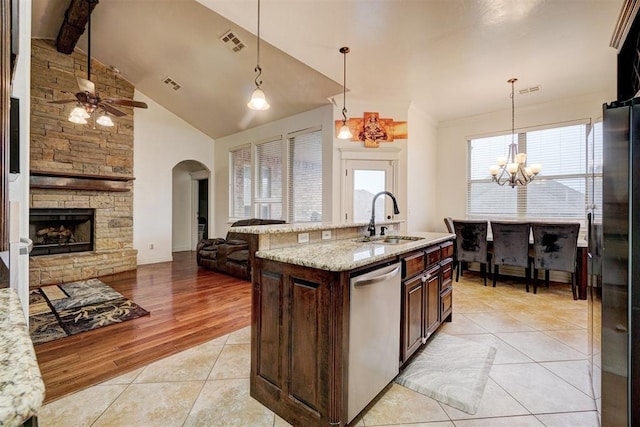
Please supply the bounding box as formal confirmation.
[149,243,154,250]
[322,230,332,240]
[298,233,310,243]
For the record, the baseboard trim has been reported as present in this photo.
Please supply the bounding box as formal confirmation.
[137,255,173,265]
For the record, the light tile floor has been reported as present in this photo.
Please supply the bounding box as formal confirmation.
[37,274,599,426]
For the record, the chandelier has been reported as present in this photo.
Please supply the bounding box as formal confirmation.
[489,78,541,187]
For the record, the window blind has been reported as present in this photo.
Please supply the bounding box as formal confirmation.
[467,122,599,225]
[255,138,283,220]
[288,129,322,222]
[229,146,251,219]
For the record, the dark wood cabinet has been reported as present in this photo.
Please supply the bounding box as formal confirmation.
[402,273,425,361]
[251,257,348,426]
[400,241,454,366]
[425,264,440,336]
[440,257,453,321]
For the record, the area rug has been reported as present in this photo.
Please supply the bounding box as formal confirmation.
[29,278,149,345]
[395,332,497,414]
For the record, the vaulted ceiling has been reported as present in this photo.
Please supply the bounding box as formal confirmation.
[31,0,623,140]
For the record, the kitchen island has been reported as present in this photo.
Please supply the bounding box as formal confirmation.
[250,231,454,426]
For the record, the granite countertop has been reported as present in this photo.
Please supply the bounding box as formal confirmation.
[0,288,45,426]
[228,220,402,234]
[255,231,454,271]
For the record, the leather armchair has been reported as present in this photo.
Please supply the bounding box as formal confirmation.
[197,218,285,280]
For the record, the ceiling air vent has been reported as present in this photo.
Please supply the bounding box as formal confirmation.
[519,85,541,95]
[162,76,182,91]
[220,30,245,53]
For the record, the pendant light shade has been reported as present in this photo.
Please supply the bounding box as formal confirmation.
[337,123,352,139]
[337,46,352,140]
[248,87,269,110]
[70,106,90,120]
[248,0,270,110]
[96,113,114,127]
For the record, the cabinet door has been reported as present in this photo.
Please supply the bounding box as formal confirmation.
[401,275,424,364]
[424,265,440,336]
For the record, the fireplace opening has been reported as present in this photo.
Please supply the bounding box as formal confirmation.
[29,208,95,256]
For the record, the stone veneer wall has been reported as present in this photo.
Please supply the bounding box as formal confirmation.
[29,39,137,287]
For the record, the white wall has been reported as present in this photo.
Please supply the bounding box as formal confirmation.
[134,91,215,265]
[407,103,438,231]
[213,105,334,237]
[8,0,32,318]
[434,90,613,232]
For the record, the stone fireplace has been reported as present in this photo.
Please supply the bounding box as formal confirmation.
[29,39,138,287]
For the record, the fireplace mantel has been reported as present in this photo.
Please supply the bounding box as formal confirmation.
[30,170,134,192]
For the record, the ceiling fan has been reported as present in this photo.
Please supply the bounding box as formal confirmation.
[49,0,147,125]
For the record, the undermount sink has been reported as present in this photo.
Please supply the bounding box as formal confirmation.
[380,236,424,244]
[354,235,424,244]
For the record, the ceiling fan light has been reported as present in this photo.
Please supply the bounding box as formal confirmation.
[69,114,88,124]
[70,106,90,119]
[247,87,270,110]
[337,123,352,140]
[96,114,114,127]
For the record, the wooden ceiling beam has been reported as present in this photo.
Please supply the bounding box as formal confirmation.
[55,0,99,54]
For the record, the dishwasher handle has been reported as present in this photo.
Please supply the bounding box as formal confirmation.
[352,263,401,288]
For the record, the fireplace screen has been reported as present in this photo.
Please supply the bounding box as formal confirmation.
[29,208,95,256]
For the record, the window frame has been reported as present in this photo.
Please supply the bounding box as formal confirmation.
[466,118,598,227]
[228,126,324,223]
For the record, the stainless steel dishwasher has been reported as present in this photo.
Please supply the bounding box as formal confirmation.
[347,261,401,423]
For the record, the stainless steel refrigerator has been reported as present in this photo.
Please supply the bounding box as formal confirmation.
[597,99,640,426]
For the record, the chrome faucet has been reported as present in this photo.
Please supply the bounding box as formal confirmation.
[368,191,400,236]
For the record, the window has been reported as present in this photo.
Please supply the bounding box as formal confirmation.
[255,138,284,220]
[229,146,251,218]
[288,128,323,222]
[228,127,323,222]
[467,121,601,225]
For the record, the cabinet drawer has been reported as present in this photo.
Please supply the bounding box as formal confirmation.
[441,287,452,317]
[426,246,441,268]
[441,241,454,259]
[440,259,453,292]
[402,251,425,279]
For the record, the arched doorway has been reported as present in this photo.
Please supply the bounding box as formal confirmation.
[172,160,210,252]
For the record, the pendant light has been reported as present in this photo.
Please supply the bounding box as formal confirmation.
[337,46,352,139]
[96,112,114,127]
[489,78,542,187]
[247,0,270,110]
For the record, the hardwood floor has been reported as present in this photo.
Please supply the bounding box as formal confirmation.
[34,251,252,404]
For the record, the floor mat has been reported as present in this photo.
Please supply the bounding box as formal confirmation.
[29,278,149,345]
[395,332,497,414]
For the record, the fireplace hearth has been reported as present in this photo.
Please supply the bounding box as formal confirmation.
[29,208,95,256]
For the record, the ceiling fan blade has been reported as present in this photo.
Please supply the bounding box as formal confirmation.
[49,99,77,104]
[100,103,127,117]
[104,98,148,109]
[76,77,95,95]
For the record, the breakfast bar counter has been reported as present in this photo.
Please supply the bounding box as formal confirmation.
[255,231,454,271]
[0,288,45,427]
